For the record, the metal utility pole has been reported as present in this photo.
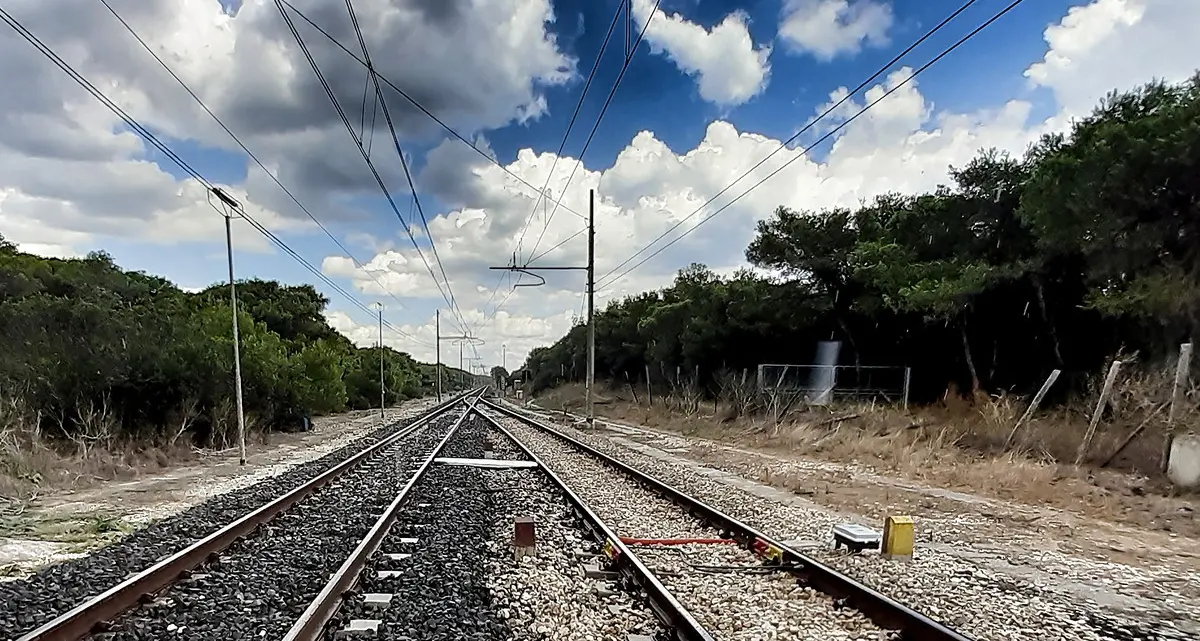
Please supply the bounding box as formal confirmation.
[211,187,247,466]
[489,189,595,426]
[437,314,483,392]
[435,310,441,402]
[373,302,384,422]
[466,356,483,388]
[586,189,595,428]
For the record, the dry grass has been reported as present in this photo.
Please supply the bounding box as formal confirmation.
[536,371,1199,530]
[0,398,202,501]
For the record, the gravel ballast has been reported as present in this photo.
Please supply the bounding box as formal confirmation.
[90,410,465,641]
[507,404,1197,641]
[0,401,446,640]
[331,413,662,640]
[487,408,881,641]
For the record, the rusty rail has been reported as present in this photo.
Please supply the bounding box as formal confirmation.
[479,398,973,641]
[15,391,479,641]
[475,403,715,640]
[281,392,483,641]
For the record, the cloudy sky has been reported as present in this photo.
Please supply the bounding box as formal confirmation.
[1,0,1196,371]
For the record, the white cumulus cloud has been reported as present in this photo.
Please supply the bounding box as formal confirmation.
[779,0,893,60]
[633,0,771,107]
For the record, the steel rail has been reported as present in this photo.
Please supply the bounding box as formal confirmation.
[15,391,480,641]
[474,403,714,641]
[479,398,973,641]
[282,390,485,641]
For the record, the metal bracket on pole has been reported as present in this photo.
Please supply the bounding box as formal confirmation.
[488,188,595,427]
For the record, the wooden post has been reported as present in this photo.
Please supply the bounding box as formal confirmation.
[645,364,653,406]
[1076,360,1122,466]
[1169,343,1193,427]
[1164,343,1193,473]
[625,370,640,405]
[1101,401,1168,468]
[1005,369,1061,450]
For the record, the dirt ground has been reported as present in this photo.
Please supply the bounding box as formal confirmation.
[0,401,435,577]
[523,391,1200,603]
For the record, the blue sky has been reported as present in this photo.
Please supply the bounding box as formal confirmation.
[4,0,1192,367]
[134,1,1066,314]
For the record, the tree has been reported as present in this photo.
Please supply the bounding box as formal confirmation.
[519,77,1200,402]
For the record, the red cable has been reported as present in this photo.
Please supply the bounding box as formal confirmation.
[619,537,735,545]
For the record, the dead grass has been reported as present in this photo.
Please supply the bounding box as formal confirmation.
[536,377,1200,534]
[0,399,204,501]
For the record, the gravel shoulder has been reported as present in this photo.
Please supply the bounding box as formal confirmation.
[516,403,1200,641]
[0,402,434,575]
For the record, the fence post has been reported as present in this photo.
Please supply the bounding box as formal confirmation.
[902,367,912,412]
[1076,360,1122,466]
[645,363,653,406]
[1005,368,1061,451]
[1169,343,1193,427]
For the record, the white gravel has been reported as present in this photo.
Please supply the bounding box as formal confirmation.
[489,410,883,641]
[507,404,1198,641]
[481,466,662,641]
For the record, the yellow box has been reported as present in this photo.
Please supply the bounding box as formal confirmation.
[882,515,914,559]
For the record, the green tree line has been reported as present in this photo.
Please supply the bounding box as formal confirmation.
[521,77,1200,402]
[0,245,469,445]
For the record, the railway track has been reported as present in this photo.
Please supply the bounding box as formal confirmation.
[9,390,481,641]
[8,390,969,641]
[477,399,969,641]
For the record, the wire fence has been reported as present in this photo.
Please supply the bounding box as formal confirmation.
[756,363,912,408]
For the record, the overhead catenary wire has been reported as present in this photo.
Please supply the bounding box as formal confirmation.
[0,5,432,348]
[341,0,467,334]
[278,0,586,222]
[524,0,663,264]
[510,0,625,265]
[478,0,661,340]
[274,1,470,334]
[95,0,415,316]
[598,0,1021,290]
[470,2,625,339]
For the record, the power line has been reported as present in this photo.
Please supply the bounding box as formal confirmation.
[469,3,625,338]
[511,1,624,265]
[341,0,468,333]
[524,0,662,263]
[96,0,416,315]
[479,0,658,333]
[278,0,587,222]
[599,0,1017,290]
[0,5,431,348]
[274,1,470,333]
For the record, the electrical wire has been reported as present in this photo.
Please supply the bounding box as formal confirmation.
[342,0,468,334]
[274,1,470,334]
[469,0,622,339]
[511,1,624,265]
[597,0,984,286]
[524,0,663,263]
[478,0,660,339]
[0,5,432,347]
[598,0,1023,290]
[96,0,416,315]
[278,0,586,221]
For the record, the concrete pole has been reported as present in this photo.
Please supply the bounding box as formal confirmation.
[225,213,247,466]
[586,188,596,428]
